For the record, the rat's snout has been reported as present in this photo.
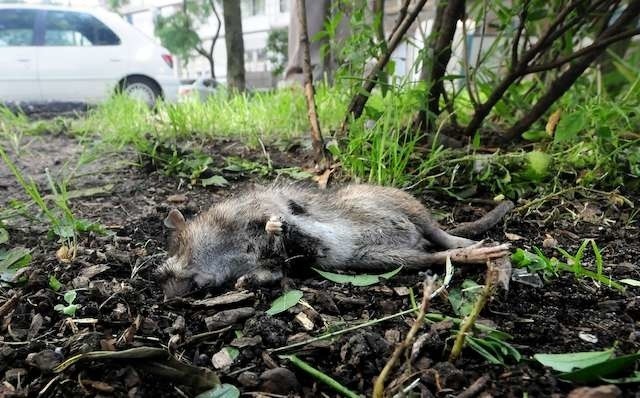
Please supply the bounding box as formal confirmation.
[162,277,195,300]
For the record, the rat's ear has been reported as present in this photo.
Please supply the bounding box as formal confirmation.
[164,209,186,230]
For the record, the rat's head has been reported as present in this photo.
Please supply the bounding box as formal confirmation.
[157,209,258,299]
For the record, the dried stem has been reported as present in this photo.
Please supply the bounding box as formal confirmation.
[373,277,436,398]
[449,264,499,362]
[297,0,329,169]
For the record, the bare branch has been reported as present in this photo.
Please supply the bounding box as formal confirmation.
[526,27,640,74]
[389,0,410,39]
[511,0,530,69]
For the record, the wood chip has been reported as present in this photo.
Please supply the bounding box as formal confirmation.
[393,286,410,296]
[79,264,110,279]
[191,291,255,307]
[167,194,188,203]
[211,349,236,369]
[294,312,314,331]
[204,307,255,330]
[505,232,525,241]
[231,336,262,348]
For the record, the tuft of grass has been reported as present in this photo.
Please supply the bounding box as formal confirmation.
[0,147,106,261]
[512,239,625,291]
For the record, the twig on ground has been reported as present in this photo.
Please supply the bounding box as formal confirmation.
[455,375,490,398]
[373,276,437,398]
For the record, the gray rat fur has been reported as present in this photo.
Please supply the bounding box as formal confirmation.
[157,184,512,298]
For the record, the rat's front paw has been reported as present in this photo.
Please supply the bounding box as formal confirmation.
[265,216,283,236]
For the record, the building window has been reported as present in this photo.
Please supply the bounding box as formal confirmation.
[241,0,265,17]
[279,0,290,13]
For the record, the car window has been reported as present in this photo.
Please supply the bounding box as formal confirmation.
[0,9,37,47]
[44,11,120,46]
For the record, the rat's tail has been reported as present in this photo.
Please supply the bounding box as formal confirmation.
[446,200,514,238]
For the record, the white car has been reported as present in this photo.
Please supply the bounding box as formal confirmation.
[0,4,179,106]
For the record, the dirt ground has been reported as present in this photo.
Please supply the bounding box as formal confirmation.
[1,132,639,397]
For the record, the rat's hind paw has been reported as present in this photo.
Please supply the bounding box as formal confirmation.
[449,242,511,263]
[265,216,284,236]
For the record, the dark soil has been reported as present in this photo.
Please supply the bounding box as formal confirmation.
[1,132,639,397]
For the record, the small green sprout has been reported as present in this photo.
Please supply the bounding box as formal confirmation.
[54,290,78,317]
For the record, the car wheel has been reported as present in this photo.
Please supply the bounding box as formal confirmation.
[121,77,161,107]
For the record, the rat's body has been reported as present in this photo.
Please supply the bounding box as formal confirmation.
[158,184,512,298]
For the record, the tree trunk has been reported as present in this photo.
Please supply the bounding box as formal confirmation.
[207,56,216,79]
[297,0,329,169]
[222,0,245,92]
[426,0,464,120]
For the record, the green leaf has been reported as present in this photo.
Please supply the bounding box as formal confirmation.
[0,247,31,281]
[602,371,640,384]
[225,347,239,360]
[195,384,240,398]
[560,352,640,383]
[555,112,588,143]
[64,290,77,305]
[620,279,640,287]
[266,290,303,316]
[448,280,481,317]
[63,304,78,317]
[49,275,62,291]
[466,336,504,365]
[201,175,229,187]
[524,151,551,181]
[277,168,313,180]
[522,130,548,141]
[534,349,614,372]
[312,266,403,287]
[0,227,8,244]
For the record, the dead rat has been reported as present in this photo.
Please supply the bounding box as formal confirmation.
[157,184,513,299]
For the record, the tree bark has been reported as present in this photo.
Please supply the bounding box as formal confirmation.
[222,0,245,92]
[506,0,640,138]
[297,0,329,169]
[426,0,464,121]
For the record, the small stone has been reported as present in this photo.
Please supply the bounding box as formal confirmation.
[211,348,237,369]
[542,234,558,248]
[237,371,259,387]
[384,329,401,344]
[567,385,621,398]
[260,367,300,395]
[26,350,61,372]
